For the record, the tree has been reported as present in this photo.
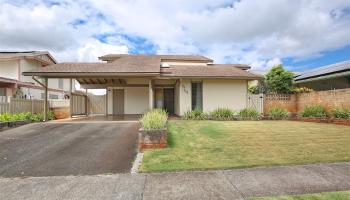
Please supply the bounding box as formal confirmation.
[265,64,294,93]
[248,78,270,94]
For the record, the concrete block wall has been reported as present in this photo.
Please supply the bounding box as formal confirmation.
[264,88,350,114]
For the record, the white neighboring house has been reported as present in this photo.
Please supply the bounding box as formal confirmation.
[0,51,72,101]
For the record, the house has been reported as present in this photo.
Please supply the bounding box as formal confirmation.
[22,54,261,118]
[0,51,71,100]
[294,60,350,91]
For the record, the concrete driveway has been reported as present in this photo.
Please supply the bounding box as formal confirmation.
[0,121,139,178]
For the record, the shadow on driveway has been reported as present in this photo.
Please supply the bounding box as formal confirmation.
[0,122,139,177]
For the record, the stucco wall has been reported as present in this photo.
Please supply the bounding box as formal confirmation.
[203,79,247,112]
[107,89,113,115]
[0,60,18,80]
[124,87,149,114]
[178,79,192,115]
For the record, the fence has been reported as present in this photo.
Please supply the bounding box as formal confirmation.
[71,93,87,116]
[0,98,70,114]
[0,98,44,114]
[247,93,264,113]
[88,94,106,114]
[263,88,350,114]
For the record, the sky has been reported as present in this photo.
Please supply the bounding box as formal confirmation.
[1,0,350,73]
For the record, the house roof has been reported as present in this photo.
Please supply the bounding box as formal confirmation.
[161,65,261,79]
[99,54,213,62]
[22,54,261,80]
[0,51,57,64]
[294,60,350,81]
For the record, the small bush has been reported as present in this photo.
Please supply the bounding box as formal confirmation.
[331,108,350,119]
[267,107,289,120]
[300,105,327,118]
[182,109,209,120]
[140,109,168,130]
[211,108,236,120]
[239,108,260,120]
[0,112,54,122]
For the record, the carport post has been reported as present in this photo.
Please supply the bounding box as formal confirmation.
[148,79,154,110]
[43,78,48,122]
[69,79,73,118]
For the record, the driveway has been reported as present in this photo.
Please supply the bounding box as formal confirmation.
[0,121,139,177]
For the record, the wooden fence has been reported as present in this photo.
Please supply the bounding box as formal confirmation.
[88,94,106,114]
[0,98,70,114]
[247,93,264,113]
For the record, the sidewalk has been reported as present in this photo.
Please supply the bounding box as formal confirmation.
[1,162,349,200]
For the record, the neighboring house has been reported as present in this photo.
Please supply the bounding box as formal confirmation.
[22,54,261,116]
[294,60,350,91]
[0,51,71,100]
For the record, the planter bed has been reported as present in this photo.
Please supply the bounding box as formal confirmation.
[291,117,350,126]
[138,128,167,151]
[0,120,32,130]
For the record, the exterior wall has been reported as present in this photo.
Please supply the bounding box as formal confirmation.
[124,87,149,114]
[263,88,350,114]
[0,60,18,80]
[202,79,247,112]
[178,79,192,115]
[107,89,113,115]
[19,59,39,82]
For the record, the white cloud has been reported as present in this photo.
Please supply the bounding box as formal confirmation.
[1,0,350,70]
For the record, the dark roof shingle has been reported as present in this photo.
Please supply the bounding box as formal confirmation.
[295,60,350,81]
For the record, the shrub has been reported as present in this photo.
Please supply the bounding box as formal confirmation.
[0,113,12,122]
[331,108,350,119]
[300,105,327,118]
[267,107,289,120]
[211,108,236,120]
[182,109,209,120]
[140,109,168,130]
[48,111,55,120]
[31,113,44,122]
[239,108,260,120]
[292,87,313,93]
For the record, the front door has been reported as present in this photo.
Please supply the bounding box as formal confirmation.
[163,88,174,114]
[113,89,124,115]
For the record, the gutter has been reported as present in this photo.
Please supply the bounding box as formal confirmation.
[294,71,350,84]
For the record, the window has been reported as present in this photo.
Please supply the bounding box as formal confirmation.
[49,94,59,99]
[58,79,64,89]
[0,88,5,96]
[191,82,203,110]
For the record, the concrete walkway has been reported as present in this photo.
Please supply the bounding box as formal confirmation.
[1,162,349,200]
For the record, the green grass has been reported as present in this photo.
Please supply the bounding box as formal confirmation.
[248,190,350,200]
[141,121,350,172]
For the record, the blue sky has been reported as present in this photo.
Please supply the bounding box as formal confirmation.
[1,0,350,72]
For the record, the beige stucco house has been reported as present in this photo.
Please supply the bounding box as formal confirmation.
[0,51,71,100]
[23,54,261,117]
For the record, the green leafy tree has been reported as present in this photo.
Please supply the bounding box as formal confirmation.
[265,64,294,93]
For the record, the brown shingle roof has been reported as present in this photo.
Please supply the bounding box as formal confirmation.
[24,56,161,74]
[99,54,213,62]
[160,65,261,79]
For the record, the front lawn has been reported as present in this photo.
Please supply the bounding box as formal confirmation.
[141,121,350,172]
[248,190,350,200]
